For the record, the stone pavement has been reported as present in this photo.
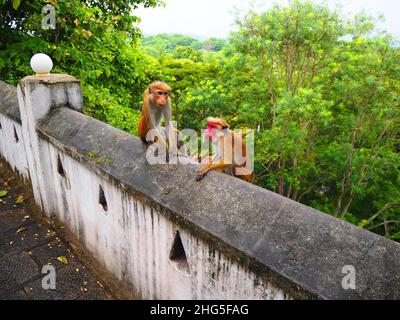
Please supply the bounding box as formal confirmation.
[0,162,114,300]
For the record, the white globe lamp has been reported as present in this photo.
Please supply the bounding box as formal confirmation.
[30,53,53,76]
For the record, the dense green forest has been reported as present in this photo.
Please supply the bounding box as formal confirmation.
[1,0,399,241]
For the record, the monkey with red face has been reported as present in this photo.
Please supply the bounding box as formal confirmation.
[196,117,253,182]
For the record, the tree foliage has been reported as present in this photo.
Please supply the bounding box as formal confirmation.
[141,33,226,57]
[0,0,163,133]
[221,1,400,238]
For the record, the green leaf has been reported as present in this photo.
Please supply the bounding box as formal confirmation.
[357,219,369,229]
[12,0,21,10]
[391,232,400,240]
[0,190,8,198]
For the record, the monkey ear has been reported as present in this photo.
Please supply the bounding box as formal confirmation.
[221,119,229,128]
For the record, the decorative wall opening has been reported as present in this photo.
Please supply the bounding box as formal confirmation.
[13,125,19,143]
[99,185,108,212]
[169,230,190,274]
[57,155,65,177]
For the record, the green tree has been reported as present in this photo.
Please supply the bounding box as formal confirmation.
[141,34,226,57]
[141,34,203,57]
[0,0,163,134]
[226,1,400,239]
[157,54,221,128]
[173,46,203,62]
[202,37,226,51]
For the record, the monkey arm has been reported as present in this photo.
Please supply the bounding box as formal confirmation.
[146,111,169,150]
[163,101,182,156]
[165,120,179,153]
[196,162,233,181]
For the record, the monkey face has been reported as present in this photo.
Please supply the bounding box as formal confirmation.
[148,82,172,108]
[153,90,170,108]
[204,122,221,140]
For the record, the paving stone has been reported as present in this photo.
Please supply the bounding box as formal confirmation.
[76,287,109,300]
[0,209,35,233]
[25,263,105,300]
[0,251,39,291]
[0,290,27,300]
[30,238,74,270]
[0,223,56,258]
[0,163,114,300]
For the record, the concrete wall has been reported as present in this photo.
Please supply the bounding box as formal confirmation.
[32,137,287,300]
[0,81,29,180]
[0,76,399,300]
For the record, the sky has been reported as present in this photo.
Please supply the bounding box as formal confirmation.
[133,0,400,39]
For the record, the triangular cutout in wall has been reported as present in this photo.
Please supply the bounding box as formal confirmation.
[169,230,190,274]
[13,125,19,143]
[99,185,108,212]
[57,155,65,177]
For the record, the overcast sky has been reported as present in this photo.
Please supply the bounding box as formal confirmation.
[133,0,399,39]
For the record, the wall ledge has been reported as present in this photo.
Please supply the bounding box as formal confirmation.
[0,80,21,123]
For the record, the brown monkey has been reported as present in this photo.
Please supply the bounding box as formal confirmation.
[196,117,253,182]
[138,82,181,156]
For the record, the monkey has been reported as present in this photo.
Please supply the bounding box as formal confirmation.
[196,117,253,182]
[138,81,172,145]
[138,81,182,159]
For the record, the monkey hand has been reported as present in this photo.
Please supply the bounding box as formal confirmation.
[196,166,209,181]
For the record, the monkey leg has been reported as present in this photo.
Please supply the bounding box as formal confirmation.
[196,165,210,181]
[196,163,233,181]
[234,166,253,183]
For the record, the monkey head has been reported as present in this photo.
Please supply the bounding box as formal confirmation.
[148,81,171,108]
[204,117,229,140]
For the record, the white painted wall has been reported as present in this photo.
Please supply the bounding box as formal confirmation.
[0,114,29,180]
[40,139,289,300]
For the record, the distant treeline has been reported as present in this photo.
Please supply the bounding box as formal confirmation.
[141,34,226,56]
